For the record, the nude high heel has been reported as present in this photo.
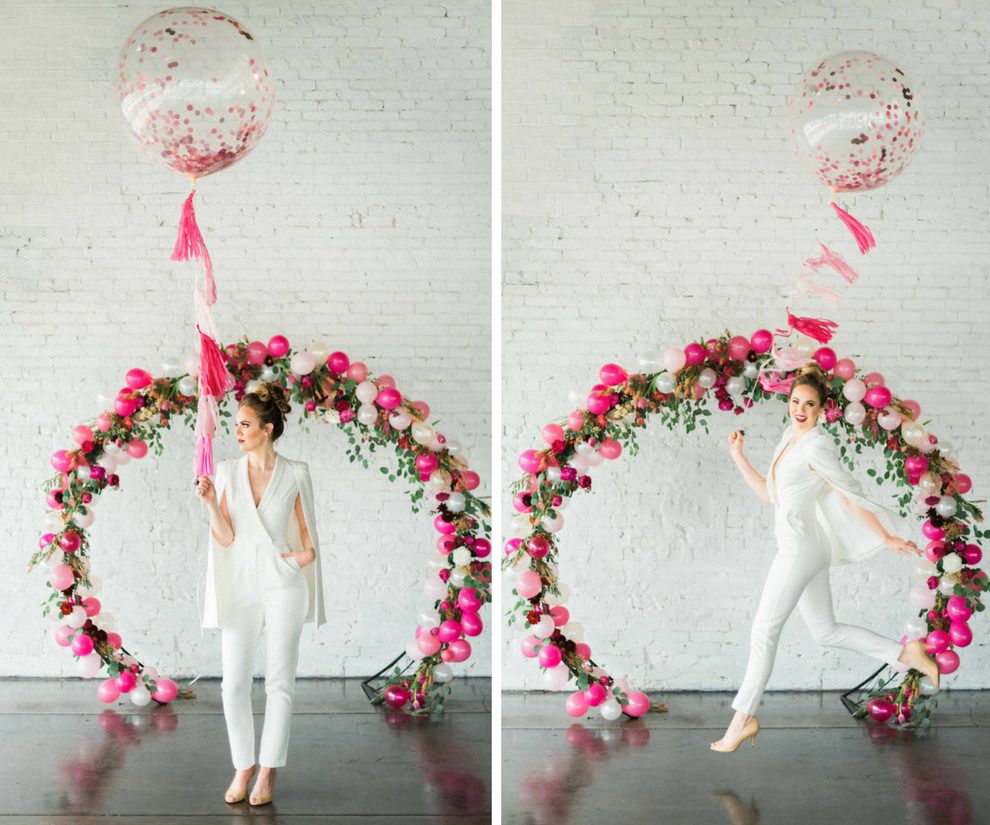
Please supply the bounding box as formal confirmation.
[249,768,276,806]
[224,765,256,804]
[710,717,760,753]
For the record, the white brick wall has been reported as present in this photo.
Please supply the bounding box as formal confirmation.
[502,0,990,692]
[1,1,491,679]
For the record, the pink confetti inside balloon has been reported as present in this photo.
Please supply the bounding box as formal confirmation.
[788,51,924,193]
[118,8,276,179]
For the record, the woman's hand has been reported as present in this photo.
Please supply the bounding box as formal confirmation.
[885,535,921,556]
[281,547,316,569]
[727,429,745,460]
[195,475,217,506]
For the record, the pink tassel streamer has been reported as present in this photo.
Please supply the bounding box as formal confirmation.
[771,345,812,372]
[171,191,217,304]
[197,325,235,399]
[831,201,876,254]
[797,264,840,306]
[785,308,838,344]
[194,435,215,477]
[758,370,796,396]
[808,241,860,285]
[195,395,219,438]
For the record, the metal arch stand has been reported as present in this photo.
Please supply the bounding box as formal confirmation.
[361,652,413,702]
[840,664,887,715]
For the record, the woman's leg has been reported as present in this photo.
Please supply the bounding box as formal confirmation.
[797,566,908,671]
[257,581,309,768]
[730,550,826,716]
[220,605,265,770]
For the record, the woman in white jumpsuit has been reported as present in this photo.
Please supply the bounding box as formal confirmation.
[195,382,326,803]
[711,364,939,752]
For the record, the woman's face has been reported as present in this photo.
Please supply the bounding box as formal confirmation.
[235,405,272,451]
[788,384,822,431]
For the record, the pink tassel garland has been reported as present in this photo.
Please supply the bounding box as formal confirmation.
[785,308,839,344]
[197,325,235,399]
[172,190,217,304]
[831,201,876,254]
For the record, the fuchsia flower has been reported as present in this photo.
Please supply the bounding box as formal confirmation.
[578,475,592,489]
[560,467,577,482]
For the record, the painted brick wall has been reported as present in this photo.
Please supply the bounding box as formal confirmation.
[502,0,990,693]
[1,1,491,680]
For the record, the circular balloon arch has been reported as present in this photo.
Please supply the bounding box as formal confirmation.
[33,337,491,713]
[504,322,986,728]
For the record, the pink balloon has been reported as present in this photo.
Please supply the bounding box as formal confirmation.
[949,621,973,648]
[504,538,521,556]
[384,684,410,709]
[348,362,369,383]
[82,597,101,617]
[727,335,751,361]
[574,642,592,661]
[323,351,348,374]
[46,490,62,510]
[125,368,152,390]
[750,329,774,354]
[376,387,402,410]
[151,677,178,703]
[565,691,589,718]
[924,540,946,564]
[96,413,112,432]
[586,393,610,415]
[114,396,138,417]
[542,423,565,446]
[515,571,542,599]
[51,450,72,473]
[584,682,606,707]
[599,363,628,386]
[936,650,960,675]
[115,670,137,693]
[683,342,706,366]
[901,399,921,420]
[55,625,75,647]
[833,358,856,380]
[598,438,622,460]
[550,605,570,627]
[50,564,75,591]
[473,538,491,558]
[513,492,531,513]
[624,691,651,717]
[447,639,472,663]
[521,635,540,658]
[864,385,892,409]
[97,678,120,704]
[416,454,440,475]
[433,515,456,535]
[962,544,982,565]
[72,425,94,445]
[59,532,81,553]
[925,629,950,654]
[246,341,267,365]
[461,612,483,637]
[863,371,885,386]
[538,644,562,669]
[867,696,894,722]
[437,620,462,643]
[417,632,442,655]
[457,588,483,613]
[126,439,148,459]
[921,520,945,541]
[411,400,431,419]
[106,632,122,649]
[955,474,972,494]
[813,347,837,371]
[460,471,480,491]
[904,455,929,478]
[377,374,396,389]
[568,411,585,430]
[527,535,550,559]
[39,532,56,549]
[71,633,94,657]
[946,595,972,622]
[267,335,290,358]
[519,450,543,474]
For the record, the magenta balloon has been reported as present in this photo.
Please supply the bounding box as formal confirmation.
[750,329,774,354]
[39,532,56,549]
[448,639,471,663]
[246,341,267,365]
[936,650,960,675]
[473,538,491,558]
[924,540,945,564]
[962,544,982,565]
[683,342,706,366]
[565,691,590,718]
[51,450,72,473]
[598,438,622,460]
[949,621,973,648]
[864,386,892,409]
[457,588,483,613]
[71,633,95,657]
[460,611,483,637]
[584,682,606,707]
[537,644,562,669]
[813,347,837,371]
[82,596,102,617]
[267,335,289,358]
[59,532,81,553]
[955,474,973,494]
[727,335,751,361]
[151,677,178,703]
[114,396,139,417]
[925,629,950,654]
[126,439,148,459]
[115,670,137,693]
[586,393,611,415]
[384,684,410,709]
[376,387,402,410]
[433,515,455,535]
[867,696,894,722]
[416,454,440,474]
[921,520,945,541]
[946,596,972,623]
[574,642,592,661]
[624,691,651,717]
[527,535,550,559]
[550,605,570,627]
[542,423,565,446]
[904,455,929,477]
[519,449,542,474]
[125,368,152,390]
[521,635,540,658]
[117,8,276,179]
[437,620,462,644]
[326,351,350,374]
[599,363,628,386]
[97,678,120,704]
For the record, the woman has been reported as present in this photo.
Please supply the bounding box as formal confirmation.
[194,382,327,803]
[711,364,940,753]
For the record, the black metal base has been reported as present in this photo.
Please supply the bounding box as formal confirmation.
[840,664,887,715]
[361,652,416,702]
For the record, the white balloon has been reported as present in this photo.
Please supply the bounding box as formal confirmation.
[532,615,555,639]
[418,611,440,628]
[357,404,378,426]
[511,513,532,537]
[638,351,659,371]
[913,559,937,579]
[245,379,261,393]
[571,455,590,473]
[585,451,604,467]
[356,380,378,404]
[260,366,277,382]
[661,347,686,373]
[542,512,564,533]
[918,675,940,696]
[412,423,434,445]
[567,387,585,407]
[842,378,866,402]
[446,492,466,512]
[698,367,717,389]
[72,509,95,529]
[182,352,200,377]
[543,664,570,691]
[96,392,114,410]
[161,355,182,377]
[130,685,152,707]
[904,618,927,639]
[908,586,935,610]
[83,574,102,596]
[428,434,444,452]
[843,401,866,425]
[938,578,956,596]
[655,374,676,394]
[600,698,623,721]
[562,621,584,642]
[103,441,121,457]
[114,450,131,466]
[919,437,935,454]
[429,469,452,489]
[290,351,315,375]
[177,376,197,396]
[144,666,160,681]
[44,512,63,532]
[385,408,410,428]
[545,582,571,606]
[96,612,115,630]
[449,570,466,588]
[310,341,330,362]
[743,362,760,379]
[902,421,927,448]
[878,408,902,431]
[546,466,562,483]
[433,663,454,684]
[66,606,87,629]
[726,375,745,396]
[406,641,425,661]
[76,653,102,678]
[613,677,631,695]
[452,547,472,567]
[424,578,447,600]
[935,496,957,519]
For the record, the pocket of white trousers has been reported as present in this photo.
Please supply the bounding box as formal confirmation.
[284,555,302,571]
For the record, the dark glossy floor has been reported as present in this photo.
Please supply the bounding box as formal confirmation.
[503,690,990,825]
[2,677,491,823]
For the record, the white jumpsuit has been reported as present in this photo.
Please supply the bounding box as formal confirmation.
[731,424,911,716]
[205,453,326,769]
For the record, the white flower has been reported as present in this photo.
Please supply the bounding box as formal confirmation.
[322,410,341,424]
[451,547,472,567]
[941,554,963,574]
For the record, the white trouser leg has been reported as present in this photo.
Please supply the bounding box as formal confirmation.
[731,548,826,715]
[797,566,907,671]
[220,604,265,770]
[257,580,309,768]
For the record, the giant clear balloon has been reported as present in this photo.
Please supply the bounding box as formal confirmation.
[788,51,924,193]
[118,7,276,178]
